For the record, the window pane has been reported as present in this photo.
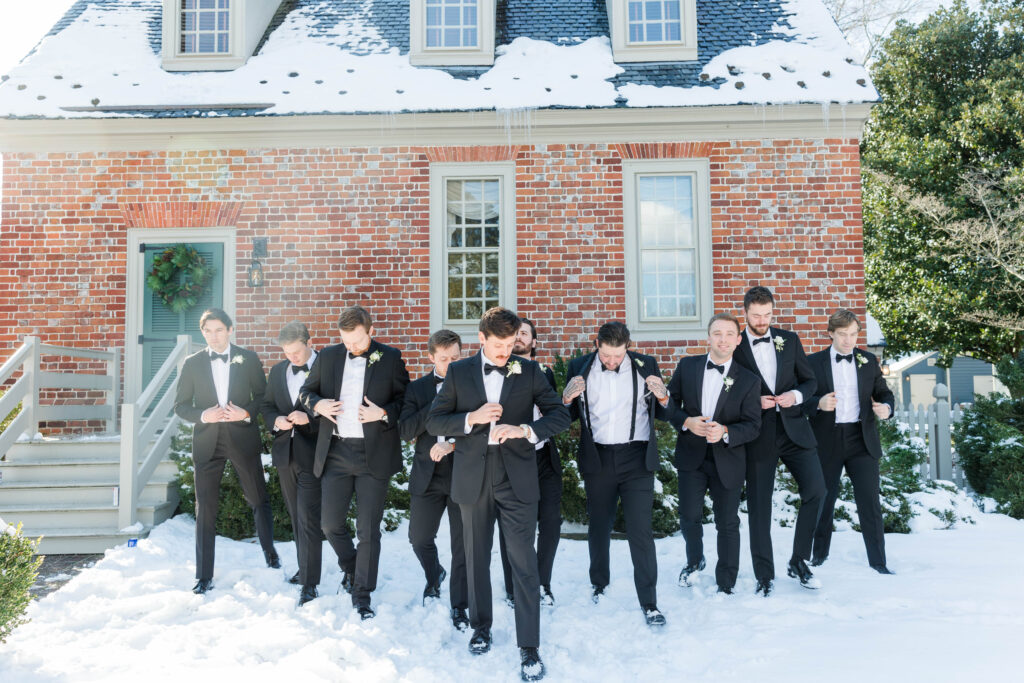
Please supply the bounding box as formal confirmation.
[465,253,482,274]
[448,301,463,320]
[427,28,441,47]
[629,0,682,44]
[467,277,483,298]
[198,33,215,52]
[443,175,503,321]
[645,1,662,20]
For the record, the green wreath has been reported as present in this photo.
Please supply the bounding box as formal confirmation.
[146,245,215,313]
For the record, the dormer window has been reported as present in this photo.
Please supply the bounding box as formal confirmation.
[162,0,281,72]
[608,0,697,62]
[411,0,496,66]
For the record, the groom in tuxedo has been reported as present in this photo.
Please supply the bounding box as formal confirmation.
[174,307,278,594]
[426,307,569,683]
[299,305,409,619]
[668,313,761,594]
[261,321,321,605]
[733,286,825,595]
[805,309,896,574]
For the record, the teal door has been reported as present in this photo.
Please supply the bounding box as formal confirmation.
[141,242,224,396]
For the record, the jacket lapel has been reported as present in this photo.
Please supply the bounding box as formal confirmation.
[199,349,217,405]
[696,354,707,416]
[471,353,488,405]
[712,360,735,422]
[823,351,836,395]
[226,344,238,402]
[854,349,870,418]
[362,340,378,397]
[276,361,294,410]
[580,352,597,434]
[334,345,347,400]
[498,358,518,405]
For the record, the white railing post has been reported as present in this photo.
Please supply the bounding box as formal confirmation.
[22,335,40,440]
[118,402,138,529]
[932,384,952,481]
[108,346,121,433]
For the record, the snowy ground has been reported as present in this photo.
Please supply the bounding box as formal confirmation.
[3,507,1020,683]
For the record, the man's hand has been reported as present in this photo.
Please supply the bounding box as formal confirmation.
[358,397,386,423]
[468,402,503,426]
[491,424,527,443]
[429,442,454,462]
[223,402,249,422]
[645,375,669,402]
[775,391,798,408]
[872,400,891,419]
[563,376,586,404]
[314,399,343,424]
[818,392,837,412]
[705,421,725,444]
[201,406,226,423]
[684,415,711,437]
[760,395,777,410]
[274,415,292,431]
[287,410,310,426]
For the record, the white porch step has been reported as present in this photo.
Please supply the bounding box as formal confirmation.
[0,500,178,531]
[30,527,155,555]
[0,457,178,483]
[5,437,122,461]
[0,479,176,506]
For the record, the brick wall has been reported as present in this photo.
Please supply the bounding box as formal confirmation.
[1,138,866,427]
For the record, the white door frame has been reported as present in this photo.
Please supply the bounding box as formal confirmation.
[124,228,237,403]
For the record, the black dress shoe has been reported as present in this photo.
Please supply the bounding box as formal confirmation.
[338,570,354,594]
[357,604,376,620]
[871,564,895,575]
[192,579,213,595]
[298,585,318,606]
[264,548,282,569]
[591,584,606,603]
[810,555,827,568]
[641,604,666,627]
[504,590,515,608]
[755,578,774,597]
[423,566,446,604]
[787,558,822,589]
[677,556,706,587]
[540,585,555,607]
[450,607,470,631]
[288,571,302,585]
[717,585,734,595]
[468,627,492,655]
[520,647,545,681]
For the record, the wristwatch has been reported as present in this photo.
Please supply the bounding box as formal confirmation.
[519,424,533,440]
[380,413,388,424]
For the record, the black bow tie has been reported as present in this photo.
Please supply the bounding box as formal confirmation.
[484,363,507,376]
[209,352,229,363]
[348,351,366,360]
[752,336,772,345]
[836,353,853,363]
[706,360,725,374]
[601,363,617,372]
[433,375,445,385]
[291,364,309,375]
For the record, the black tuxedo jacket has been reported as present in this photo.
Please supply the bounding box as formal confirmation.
[173,345,266,462]
[803,348,896,460]
[425,353,570,505]
[733,326,817,450]
[260,357,319,472]
[299,339,410,479]
[666,354,762,490]
[400,372,452,496]
[565,351,670,475]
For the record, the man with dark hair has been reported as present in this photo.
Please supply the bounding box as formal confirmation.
[427,307,569,682]
[299,305,409,619]
[174,307,278,594]
[733,286,826,595]
[400,329,469,630]
[668,313,762,594]
[261,321,321,605]
[562,321,672,627]
[805,309,896,573]
[497,315,562,608]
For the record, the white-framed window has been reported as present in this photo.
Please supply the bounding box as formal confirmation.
[410,0,496,66]
[622,159,712,339]
[607,0,698,62]
[430,162,516,335]
[161,0,280,72]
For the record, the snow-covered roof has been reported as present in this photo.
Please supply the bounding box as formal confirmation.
[0,0,878,119]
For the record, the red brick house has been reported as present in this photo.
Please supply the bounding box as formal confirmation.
[0,0,876,550]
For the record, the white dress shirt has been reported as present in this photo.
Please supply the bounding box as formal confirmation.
[747,331,802,405]
[701,357,732,419]
[585,357,650,445]
[435,372,447,445]
[830,346,860,424]
[287,349,317,407]
[207,345,231,408]
[337,353,366,438]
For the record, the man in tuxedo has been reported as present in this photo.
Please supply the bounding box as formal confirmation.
[668,313,762,594]
[498,315,561,608]
[400,329,469,630]
[805,309,896,574]
[260,321,321,606]
[173,307,278,594]
[733,286,826,595]
[426,307,569,682]
[562,321,671,626]
[299,305,409,619]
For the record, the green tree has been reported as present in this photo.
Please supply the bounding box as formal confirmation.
[863,0,1024,366]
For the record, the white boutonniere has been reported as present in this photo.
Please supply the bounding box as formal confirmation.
[507,360,522,375]
[773,336,785,353]
[368,350,383,366]
[230,354,244,365]
[723,375,735,393]
[856,353,868,367]
[634,357,644,368]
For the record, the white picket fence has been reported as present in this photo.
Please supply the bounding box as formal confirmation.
[892,383,966,487]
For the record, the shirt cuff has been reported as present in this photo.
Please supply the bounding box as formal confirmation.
[525,425,539,444]
[464,415,472,434]
[790,390,803,405]
[723,431,730,444]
